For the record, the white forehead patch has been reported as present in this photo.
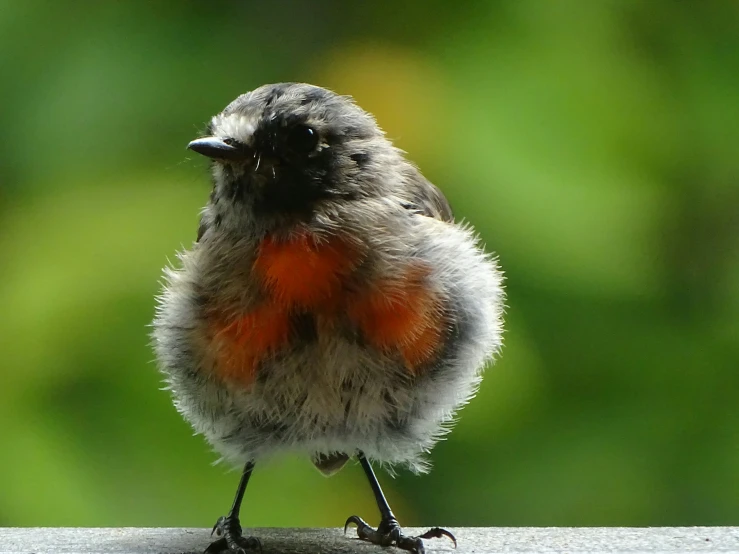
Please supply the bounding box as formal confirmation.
[211,113,257,145]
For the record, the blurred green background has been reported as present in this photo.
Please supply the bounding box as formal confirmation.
[1,0,738,529]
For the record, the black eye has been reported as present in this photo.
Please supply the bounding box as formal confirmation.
[285,125,319,154]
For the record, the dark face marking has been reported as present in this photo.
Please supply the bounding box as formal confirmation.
[241,116,345,216]
[250,150,339,216]
[210,84,379,219]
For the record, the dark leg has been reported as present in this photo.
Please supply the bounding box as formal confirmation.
[344,452,456,554]
[205,461,261,554]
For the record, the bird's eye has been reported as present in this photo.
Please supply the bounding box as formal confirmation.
[285,125,319,154]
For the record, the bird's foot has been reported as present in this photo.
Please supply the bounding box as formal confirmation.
[345,515,456,554]
[204,515,261,554]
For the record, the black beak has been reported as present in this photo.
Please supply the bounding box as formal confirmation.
[187,137,247,160]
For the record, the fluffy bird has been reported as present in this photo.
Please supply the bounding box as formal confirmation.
[152,83,504,554]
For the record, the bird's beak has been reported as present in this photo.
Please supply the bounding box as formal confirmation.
[187,137,247,160]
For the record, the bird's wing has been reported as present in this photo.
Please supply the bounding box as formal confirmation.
[404,170,454,222]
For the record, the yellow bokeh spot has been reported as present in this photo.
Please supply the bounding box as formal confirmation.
[313,43,451,159]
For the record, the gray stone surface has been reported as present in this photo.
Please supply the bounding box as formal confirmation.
[0,527,737,554]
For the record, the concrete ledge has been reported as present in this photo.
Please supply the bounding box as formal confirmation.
[1,527,737,553]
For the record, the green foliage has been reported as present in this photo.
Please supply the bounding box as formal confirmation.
[1,0,737,527]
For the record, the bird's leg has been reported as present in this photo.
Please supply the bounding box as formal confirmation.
[344,452,456,554]
[205,461,261,554]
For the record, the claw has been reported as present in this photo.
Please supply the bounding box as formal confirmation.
[419,527,457,548]
[343,515,366,534]
[344,514,454,553]
[211,516,225,537]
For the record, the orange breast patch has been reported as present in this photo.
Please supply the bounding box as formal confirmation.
[347,264,446,373]
[209,234,445,385]
[253,230,360,310]
[211,303,290,385]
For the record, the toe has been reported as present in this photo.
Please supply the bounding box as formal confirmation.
[396,534,425,554]
[204,537,227,554]
[419,527,457,548]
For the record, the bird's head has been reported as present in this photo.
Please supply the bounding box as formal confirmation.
[189,83,397,224]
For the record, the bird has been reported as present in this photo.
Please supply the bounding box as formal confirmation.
[152,82,504,554]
